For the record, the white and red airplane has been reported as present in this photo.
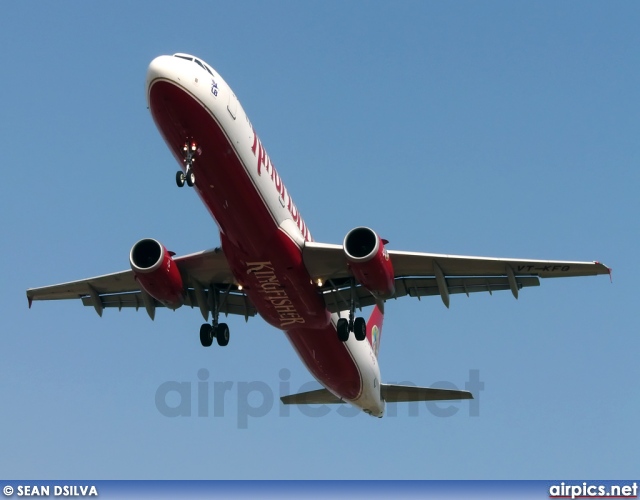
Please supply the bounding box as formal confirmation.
[27,54,610,417]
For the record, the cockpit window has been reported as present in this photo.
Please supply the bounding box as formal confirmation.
[173,54,214,76]
[194,58,214,76]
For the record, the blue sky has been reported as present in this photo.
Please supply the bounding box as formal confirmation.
[1,1,638,480]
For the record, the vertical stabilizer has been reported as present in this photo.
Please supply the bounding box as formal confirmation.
[366,304,384,358]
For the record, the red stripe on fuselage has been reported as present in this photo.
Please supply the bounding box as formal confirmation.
[148,79,362,400]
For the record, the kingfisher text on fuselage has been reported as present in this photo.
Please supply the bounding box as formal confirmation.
[251,132,312,242]
[246,261,305,328]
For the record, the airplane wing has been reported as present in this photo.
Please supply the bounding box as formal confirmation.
[303,242,610,310]
[26,248,257,321]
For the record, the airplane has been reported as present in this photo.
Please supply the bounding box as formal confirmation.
[26,53,610,417]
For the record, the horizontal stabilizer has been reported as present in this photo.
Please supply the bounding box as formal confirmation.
[280,388,346,405]
[281,385,472,405]
[382,384,473,402]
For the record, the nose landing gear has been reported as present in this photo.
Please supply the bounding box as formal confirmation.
[176,140,198,188]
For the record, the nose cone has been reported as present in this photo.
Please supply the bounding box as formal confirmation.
[146,55,174,91]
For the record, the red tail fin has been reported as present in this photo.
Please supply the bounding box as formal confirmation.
[366,305,384,358]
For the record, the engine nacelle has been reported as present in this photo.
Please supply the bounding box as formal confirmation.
[343,227,395,299]
[129,238,184,309]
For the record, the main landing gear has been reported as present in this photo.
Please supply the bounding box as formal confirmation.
[176,140,197,188]
[199,285,230,347]
[337,317,366,342]
[336,281,367,343]
[199,322,230,347]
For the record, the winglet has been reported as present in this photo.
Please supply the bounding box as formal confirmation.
[27,294,33,309]
[602,263,613,283]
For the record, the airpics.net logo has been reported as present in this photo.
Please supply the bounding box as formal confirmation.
[549,482,638,499]
[154,368,484,428]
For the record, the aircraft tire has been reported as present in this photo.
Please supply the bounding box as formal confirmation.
[200,323,213,347]
[187,171,196,187]
[337,318,350,342]
[216,323,230,346]
[176,171,185,187]
[353,317,367,341]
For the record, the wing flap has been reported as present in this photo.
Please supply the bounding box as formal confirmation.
[81,288,257,318]
[319,276,540,314]
[398,276,540,299]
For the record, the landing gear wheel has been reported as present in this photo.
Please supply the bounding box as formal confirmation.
[200,323,213,347]
[186,170,196,187]
[216,323,230,346]
[337,318,350,342]
[353,317,367,341]
[176,171,185,187]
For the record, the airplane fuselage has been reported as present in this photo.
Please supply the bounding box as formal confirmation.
[146,55,384,416]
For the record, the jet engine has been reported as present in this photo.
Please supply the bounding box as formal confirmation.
[129,238,185,309]
[343,227,395,299]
